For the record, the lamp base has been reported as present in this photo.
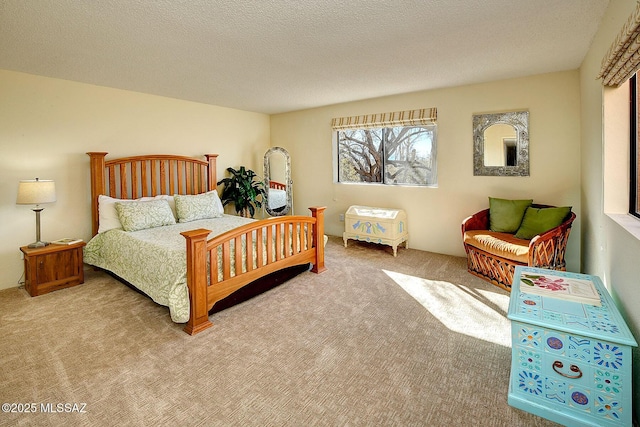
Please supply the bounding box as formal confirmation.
[27,241,49,248]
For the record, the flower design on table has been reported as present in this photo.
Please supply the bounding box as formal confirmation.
[593,343,624,370]
[518,370,542,396]
[594,393,623,422]
[398,221,404,233]
[517,327,542,348]
[594,369,622,395]
[517,348,541,371]
[521,274,569,291]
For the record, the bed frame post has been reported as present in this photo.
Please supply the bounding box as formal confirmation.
[205,154,218,191]
[181,228,214,335]
[309,206,327,273]
[87,152,108,237]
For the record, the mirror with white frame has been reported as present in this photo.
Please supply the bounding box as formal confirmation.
[473,111,529,176]
[263,147,293,216]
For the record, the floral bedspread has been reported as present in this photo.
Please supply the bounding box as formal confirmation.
[83,215,255,323]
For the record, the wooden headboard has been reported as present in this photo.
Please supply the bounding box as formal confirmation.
[87,152,218,236]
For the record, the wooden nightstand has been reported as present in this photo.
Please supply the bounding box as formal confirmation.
[20,241,86,296]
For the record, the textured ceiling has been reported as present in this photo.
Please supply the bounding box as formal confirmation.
[0,0,609,114]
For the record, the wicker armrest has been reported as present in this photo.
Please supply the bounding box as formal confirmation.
[528,212,576,268]
[461,208,490,234]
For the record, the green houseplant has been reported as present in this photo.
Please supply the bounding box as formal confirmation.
[217,166,266,218]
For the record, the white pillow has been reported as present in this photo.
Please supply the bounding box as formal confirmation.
[98,194,177,233]
[212,190,224,213]
[174,191,224,223]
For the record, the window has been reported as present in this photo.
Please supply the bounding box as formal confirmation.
[631,73,640,217]
[333,108,437,186]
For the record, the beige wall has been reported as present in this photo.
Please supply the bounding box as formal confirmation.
[271,70,581,270]
[0,70,270,291]
[580,0,640,417]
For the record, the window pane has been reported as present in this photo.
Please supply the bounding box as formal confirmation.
[631,74,640,217]
[338,129,383,182]
[337,124,437,186]
[384,126,436,185]
[635,75,640,215]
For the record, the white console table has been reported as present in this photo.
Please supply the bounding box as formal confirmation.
[343,205,408,256]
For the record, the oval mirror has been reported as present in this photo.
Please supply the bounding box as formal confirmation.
[473,110,529,176]
[264,147,292,216]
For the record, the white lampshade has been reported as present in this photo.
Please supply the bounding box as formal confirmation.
[16,179,57,205]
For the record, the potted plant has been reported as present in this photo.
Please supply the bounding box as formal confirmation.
[217,166,266,218]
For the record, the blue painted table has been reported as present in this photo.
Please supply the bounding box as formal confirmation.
[507,266,637,426]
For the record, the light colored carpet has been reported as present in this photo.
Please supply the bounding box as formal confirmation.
[0,236,559,426]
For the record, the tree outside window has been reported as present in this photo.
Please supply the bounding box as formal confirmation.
[337,125,437,186]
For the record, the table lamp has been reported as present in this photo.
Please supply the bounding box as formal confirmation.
[16,178,57,248]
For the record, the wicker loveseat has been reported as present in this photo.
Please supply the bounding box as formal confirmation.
[461,202,576,291]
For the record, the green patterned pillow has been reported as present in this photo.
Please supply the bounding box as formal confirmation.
[174,191,224,223]
[115,199,176,232]
[489,197,533,233]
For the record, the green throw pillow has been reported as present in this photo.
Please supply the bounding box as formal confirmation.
[489,197,533,233]
[514,206,572,240]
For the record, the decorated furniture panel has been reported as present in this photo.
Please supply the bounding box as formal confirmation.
[507,266,637,426]
[343,205,408,256]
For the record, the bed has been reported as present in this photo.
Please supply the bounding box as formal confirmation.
[84,152,326,335]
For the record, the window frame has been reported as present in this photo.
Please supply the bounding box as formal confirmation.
[630,74,640,218]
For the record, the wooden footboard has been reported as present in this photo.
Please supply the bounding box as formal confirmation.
[181,207,326,335]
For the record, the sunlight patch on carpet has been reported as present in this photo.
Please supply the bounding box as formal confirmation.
[383,270,511,347]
